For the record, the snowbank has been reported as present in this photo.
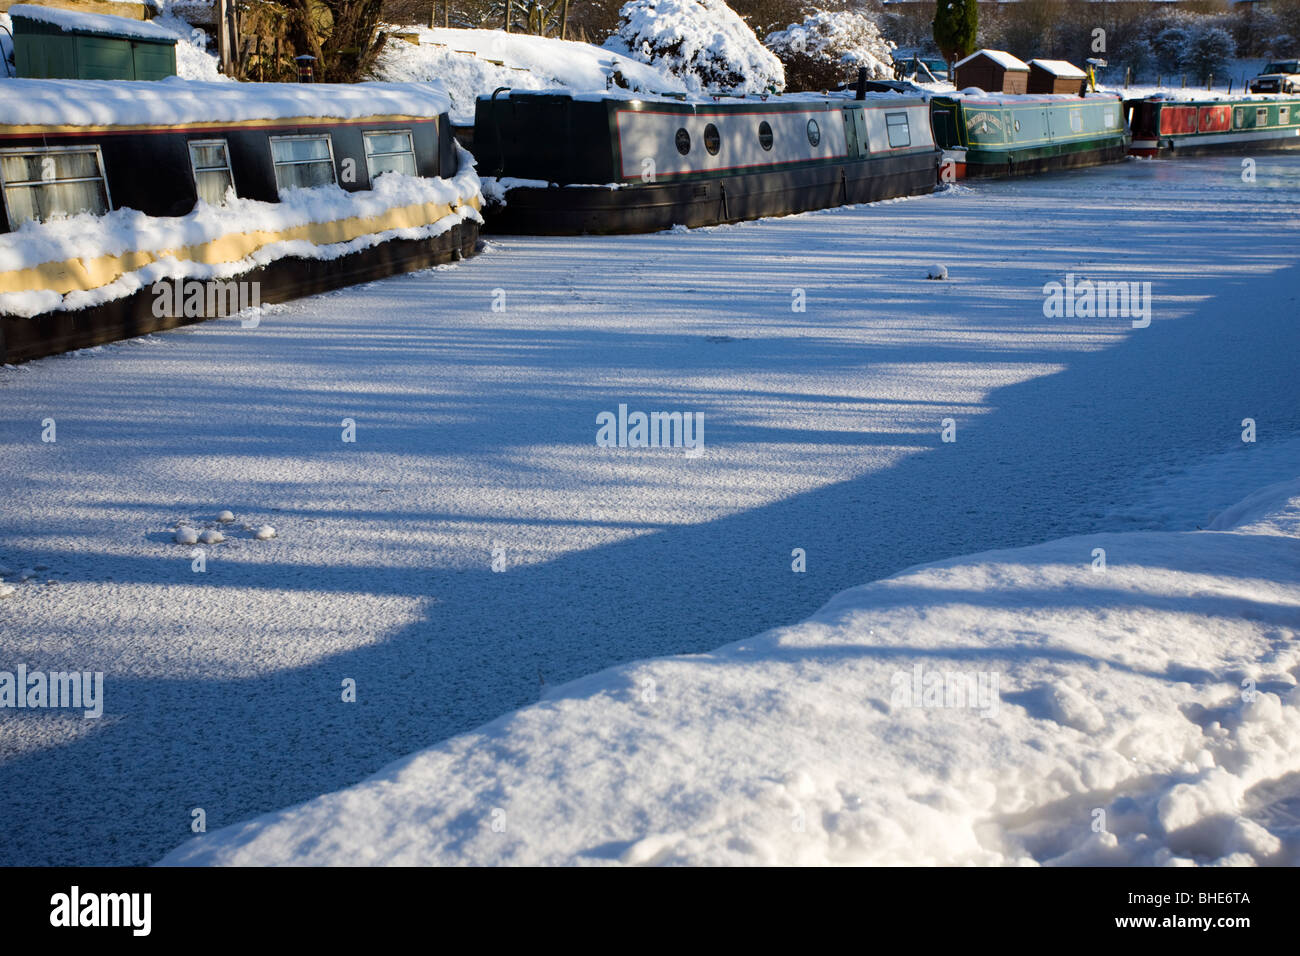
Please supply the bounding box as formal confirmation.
[606,0,785,94]
[159,474,1300,866]
[377,27,684,125]
[0,76,451,128]
[0,148,482,317]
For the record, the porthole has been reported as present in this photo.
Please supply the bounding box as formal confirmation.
[675,128,691,155]
[704,123,721,155]
[806,118,821,147]
[758,120,773,150]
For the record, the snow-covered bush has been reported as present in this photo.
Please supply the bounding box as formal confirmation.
[765,10,894,91]
[1188,26,1236,82]
[605,0,785,94]
[1152,25,1193,75]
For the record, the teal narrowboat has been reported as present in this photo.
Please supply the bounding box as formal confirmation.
[929,93,1128,178]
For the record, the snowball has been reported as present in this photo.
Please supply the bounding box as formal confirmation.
[0,582,14,598]
[175,527,199,545]
[927,265,948,280]
[254,525,276,540]
[198,529,224,545]
[217,510,235,523]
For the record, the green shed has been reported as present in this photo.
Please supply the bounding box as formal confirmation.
[9,4,176,81]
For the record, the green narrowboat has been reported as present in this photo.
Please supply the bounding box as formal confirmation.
[1127,95,1300,156]
[929,93,1128,178]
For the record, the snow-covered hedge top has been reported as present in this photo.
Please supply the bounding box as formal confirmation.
[605,0,785,95]
[955,49,1029,72]
[0,77,452,128]
[765,10,895,78]
[1028,59,1086,79]
[7,4,176,43]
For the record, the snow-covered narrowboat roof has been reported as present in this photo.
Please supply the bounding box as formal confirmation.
[7,4,177,43]
[0,77,453,129]
[481,88,927,108]
[937,90,1120,106]
[1028,59,1087,78]
[954,49,1029,72]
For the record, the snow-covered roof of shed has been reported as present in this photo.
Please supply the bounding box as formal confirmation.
[954,49,1029,72]
[1028,59,1087,78]
[0,78,453,128]
[7,4,176,43]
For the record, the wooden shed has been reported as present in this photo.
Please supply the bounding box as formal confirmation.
[1027,59,1087,95]
[953,49,1030,94]
[9,4,176,81]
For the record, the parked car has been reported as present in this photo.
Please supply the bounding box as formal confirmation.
[892,51,949,82]
[1249,60,1300,93]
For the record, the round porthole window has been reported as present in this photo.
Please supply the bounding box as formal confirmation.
[1013,119,1021,132]
[675,128,691,155]
[758,120,773,150]
[704,123,721,155]
[806,118,821,147]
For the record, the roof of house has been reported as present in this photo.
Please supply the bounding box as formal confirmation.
[954,49,1030,72]
[1028,59,1087,78]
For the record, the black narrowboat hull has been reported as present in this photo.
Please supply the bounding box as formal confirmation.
[484,151,938,235]
[0,220,478,365]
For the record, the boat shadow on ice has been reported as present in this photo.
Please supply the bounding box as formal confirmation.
[1,216,1299,867]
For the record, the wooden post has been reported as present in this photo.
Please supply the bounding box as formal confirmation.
[216,0,233,75]
[505,1,511,32]
[445,0,450,28]
[561,0,568,40]
[1207,73,1213,91]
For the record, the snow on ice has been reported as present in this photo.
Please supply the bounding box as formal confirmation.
[161,474,1300,865]
[1,155,1298,866]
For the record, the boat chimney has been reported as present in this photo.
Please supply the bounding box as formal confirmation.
[855,67,868,100]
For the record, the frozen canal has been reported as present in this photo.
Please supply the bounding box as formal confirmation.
[3,154,1300,865]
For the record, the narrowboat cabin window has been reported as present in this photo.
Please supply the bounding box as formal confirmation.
[886,112,911,148]
[703,123,721,155]
[188,139,235,206]
[675,128,691,155]
[269,134,336,192]
[1257,106,1269,126]
[1282,105,1291,124]
[0,145,111,229]
[758,121,773,151]
[362,130,417,180]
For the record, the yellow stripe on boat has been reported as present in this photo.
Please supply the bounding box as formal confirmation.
[0,193,481,296]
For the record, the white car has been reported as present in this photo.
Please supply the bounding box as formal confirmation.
[1249,60,1300,94]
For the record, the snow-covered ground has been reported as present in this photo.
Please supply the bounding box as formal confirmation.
[377,27,684,124]
[161,473,1300,865]
[2,155,1300,865]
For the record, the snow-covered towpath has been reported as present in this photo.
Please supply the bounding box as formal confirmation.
[3,155,1299,864]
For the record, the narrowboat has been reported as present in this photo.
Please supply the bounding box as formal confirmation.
[0,78,482,364]
[470,89,940,234]
[1126,94,1300,157]
[929,92,1128,178]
